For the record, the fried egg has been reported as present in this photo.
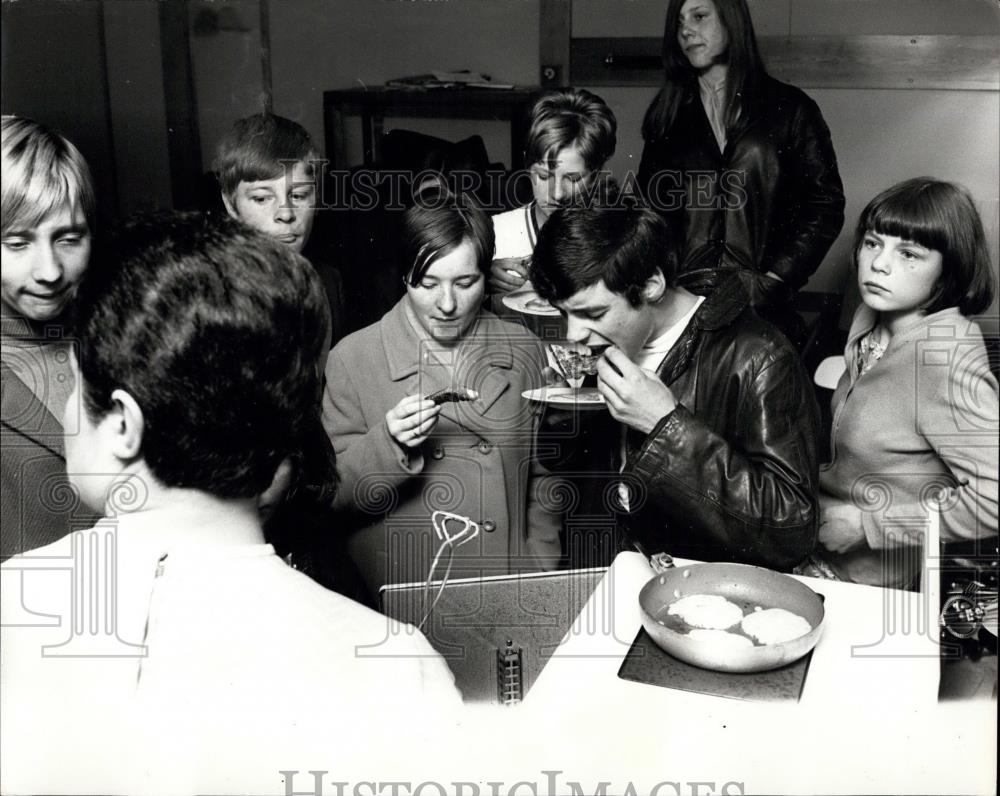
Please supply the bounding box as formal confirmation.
[740,608,812,645]
[667,593,744,630]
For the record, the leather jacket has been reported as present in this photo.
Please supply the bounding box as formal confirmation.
[638,75,845,296]
[549,275,820,570]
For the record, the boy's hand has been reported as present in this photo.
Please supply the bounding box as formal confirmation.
[596,348,677,435]
[490,256,529,294]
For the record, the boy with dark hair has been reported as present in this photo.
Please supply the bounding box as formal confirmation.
[215,112,344,347]
[531,204,820,570]
[1,212,459,792]
[215,113,319,254]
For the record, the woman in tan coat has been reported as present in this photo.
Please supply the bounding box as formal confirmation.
[322,188,562,598]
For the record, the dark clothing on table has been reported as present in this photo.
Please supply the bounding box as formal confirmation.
[637,75,844,342]
[550,275,820,571]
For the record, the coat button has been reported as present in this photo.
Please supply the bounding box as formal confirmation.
[482,519,497,533]
[431,446,445,460]
[477,441,492,455]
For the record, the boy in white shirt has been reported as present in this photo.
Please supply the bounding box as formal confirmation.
[489,89,617,305]
[1,212,460,794]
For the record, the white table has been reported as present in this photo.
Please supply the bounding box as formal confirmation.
[509,552,997,795]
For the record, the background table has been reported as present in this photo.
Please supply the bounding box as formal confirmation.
[323,86,539,170]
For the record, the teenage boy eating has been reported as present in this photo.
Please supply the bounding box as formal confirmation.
[531,203,820,569]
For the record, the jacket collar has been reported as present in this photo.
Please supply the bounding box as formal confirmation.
[679,72,775,152]
[0,358,65,457]
[655,273,749,384]
[847,304,967,348]
[377,297,514,423]
[844,304,970,378]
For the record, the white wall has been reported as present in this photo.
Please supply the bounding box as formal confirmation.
[187,0,265,169]
[572,0,1000,37]
[575,0,1000,319]
[59,0,996,324]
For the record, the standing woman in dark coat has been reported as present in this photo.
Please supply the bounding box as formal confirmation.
[638,0,845,345]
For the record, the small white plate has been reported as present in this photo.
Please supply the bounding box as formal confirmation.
[521,386,606,409]
[502,289,560,317]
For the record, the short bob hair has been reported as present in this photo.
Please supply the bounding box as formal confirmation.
[524,89,617,173]
[75,211,331,499]
[531,204,678,308]
[1,115,96,235]
[214,113,320,199]
[855,178,995,317]
[402,185,495,286]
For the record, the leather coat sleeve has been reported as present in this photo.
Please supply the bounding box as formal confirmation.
[627,353,819,570]
[637,140,686,240]
[764,97,845,289]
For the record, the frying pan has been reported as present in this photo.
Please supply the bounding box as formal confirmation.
[639,554,825,673]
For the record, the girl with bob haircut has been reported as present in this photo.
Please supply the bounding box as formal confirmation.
[489,88,617,301]
[524,88,618,176]
[813,178,998,589]
[323,187,561,599]
[403,185,495,287]
[1,115,101,559]
[637,0,844,345]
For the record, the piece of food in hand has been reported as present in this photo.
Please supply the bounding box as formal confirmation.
[550,344,603,382]
[685,628,754,651]
[667,593,744,630]
[426,387,479,405]
[740,608,812,645]
[525,297,553,310]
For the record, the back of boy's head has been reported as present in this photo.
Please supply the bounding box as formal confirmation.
[531,202,677,307]
[214,113,320,200]
[75,211,331,499]
[524,89,617,172]
[855,177,995,316]
[1,114,96,235]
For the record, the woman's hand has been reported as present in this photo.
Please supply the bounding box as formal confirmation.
[489,256,529,294]
[386,394,441,449]
[817,497,866,554]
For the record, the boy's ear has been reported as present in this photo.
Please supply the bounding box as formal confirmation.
[105,389,145,462]
[221,191,239,220]
[642,270,667,303]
